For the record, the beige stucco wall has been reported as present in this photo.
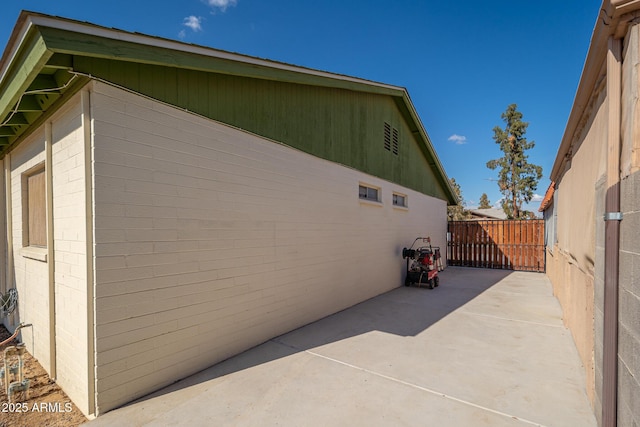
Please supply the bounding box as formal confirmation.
[546,75,608,405]
[50,92,90,415]
[89,81,448,413]
[9,130,52,372]
[621,23,640,179]
[1,91,91,415]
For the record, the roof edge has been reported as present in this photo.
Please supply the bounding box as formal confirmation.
[538,181,555,212]
[550,0,640,180]
[0,12,37,84]
[0,11,458,203]
[16,11,403,95]
[399,91,458,204]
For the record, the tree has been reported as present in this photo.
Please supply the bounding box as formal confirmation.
[478,193,491,209]
[447,178,470,220]
[486,104,543,219]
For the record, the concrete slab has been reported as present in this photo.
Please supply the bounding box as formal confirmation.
[86,267,596,426]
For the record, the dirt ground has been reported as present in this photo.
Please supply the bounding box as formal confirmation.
[0,325,87,427]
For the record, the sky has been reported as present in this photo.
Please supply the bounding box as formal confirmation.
[0,0,603,212]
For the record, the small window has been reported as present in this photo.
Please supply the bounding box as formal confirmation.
[24,166,47,248]
[359,184,380,202]
[393,193,407,208]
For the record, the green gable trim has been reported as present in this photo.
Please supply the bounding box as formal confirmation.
[38,26,401,99]
[0,24,81,150]
[0,31,51,130]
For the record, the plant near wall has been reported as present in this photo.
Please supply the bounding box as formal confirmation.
[487,104,543,219]
[447,177,470,220]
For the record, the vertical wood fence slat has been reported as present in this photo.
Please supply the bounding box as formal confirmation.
[479,222,485,267]
[492,221,498,269]
[447,219,545,272]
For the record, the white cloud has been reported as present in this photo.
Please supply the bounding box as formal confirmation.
[183,16,203,32]
[531,193,544,202]
[178,29,187,39]
[206,0,238,11]
[448,134,467,145]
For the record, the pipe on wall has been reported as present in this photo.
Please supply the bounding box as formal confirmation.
[0,158,5,298]
[45,121,56,380]
[81,88,96,417]
[602,35,622,427]
[4,153,13,328]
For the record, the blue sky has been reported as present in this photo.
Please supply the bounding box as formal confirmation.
[1,0,602,211]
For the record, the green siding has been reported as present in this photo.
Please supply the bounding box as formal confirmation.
[73,57,448,200]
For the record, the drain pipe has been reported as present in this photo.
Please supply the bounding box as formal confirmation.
[45,121,56,380]
[602,35,622,427]
[4,154,13,328]
[81,88,96,417]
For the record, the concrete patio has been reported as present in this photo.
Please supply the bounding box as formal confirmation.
[86,267,596,426]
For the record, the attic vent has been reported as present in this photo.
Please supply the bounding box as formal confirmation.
[384,122,391,151]
[384,122,399,156]
[392,128,399,155]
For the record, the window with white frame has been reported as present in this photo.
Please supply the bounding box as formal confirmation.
[359,184,380,202]
[392,192,407,208]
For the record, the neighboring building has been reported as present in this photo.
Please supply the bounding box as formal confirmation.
[541,1,640,425]
[0,12,456,416]
[467,208,507,220]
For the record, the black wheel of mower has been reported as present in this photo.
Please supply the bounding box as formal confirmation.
[434,276,440,287]
[428,279,434,289]
[404,276,411,287]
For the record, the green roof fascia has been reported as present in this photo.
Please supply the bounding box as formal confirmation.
[0,74,88,157]
[0,13,456,203]
[37,26,402,99]
[0,28,53,131]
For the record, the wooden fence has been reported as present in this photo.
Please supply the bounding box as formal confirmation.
[447,220,545,272]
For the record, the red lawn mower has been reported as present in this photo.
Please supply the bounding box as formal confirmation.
[402,237,442,289]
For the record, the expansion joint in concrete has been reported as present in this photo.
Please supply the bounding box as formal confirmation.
[301,346,548,427]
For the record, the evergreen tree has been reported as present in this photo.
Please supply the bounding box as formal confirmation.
[478,193,491,209]
[447,178,469,220]
[486,104,543,219]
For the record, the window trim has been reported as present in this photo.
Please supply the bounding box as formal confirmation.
[21,246,48,262]
[359,183,382,205]
[392,192,408,209]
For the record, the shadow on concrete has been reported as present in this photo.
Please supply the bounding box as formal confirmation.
[120,267,513,407]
